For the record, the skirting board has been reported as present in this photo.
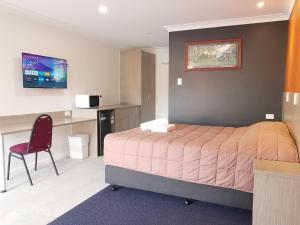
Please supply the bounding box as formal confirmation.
[105,165,253,210]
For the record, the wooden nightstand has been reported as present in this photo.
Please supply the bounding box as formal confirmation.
[253,160,300,225]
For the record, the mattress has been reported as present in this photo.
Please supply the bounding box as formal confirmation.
[104,122,299,192]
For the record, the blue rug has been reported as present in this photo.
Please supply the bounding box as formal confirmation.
[49,186,252,225]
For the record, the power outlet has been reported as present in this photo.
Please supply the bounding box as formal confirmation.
[294,93,298,105]
[65,111,72,117]
[266,114,274,120]
[177,78,182,86]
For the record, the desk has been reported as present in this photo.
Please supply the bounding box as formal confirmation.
[0,116,97,192]
[73,104,141,156]
[253,160,300,225]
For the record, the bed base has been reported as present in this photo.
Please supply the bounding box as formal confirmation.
[105,165,253,210]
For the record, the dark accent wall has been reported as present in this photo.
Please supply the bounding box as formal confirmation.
[169,21,288,126]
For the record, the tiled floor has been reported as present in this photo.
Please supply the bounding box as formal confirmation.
[0,157,107,225]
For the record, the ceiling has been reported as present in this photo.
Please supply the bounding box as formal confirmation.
[0,0,295,48]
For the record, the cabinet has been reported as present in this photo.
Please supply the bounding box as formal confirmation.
[72,105,141,156]
[253,160,300,225]
[120,49,155,122]
[114,106,141,132]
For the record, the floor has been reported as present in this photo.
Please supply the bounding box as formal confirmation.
[0,157,107,225]
[50,186,252,225]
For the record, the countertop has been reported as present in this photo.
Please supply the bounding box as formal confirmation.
[254,159,300,176]
[74,104,140,111]
[0,117,96,135]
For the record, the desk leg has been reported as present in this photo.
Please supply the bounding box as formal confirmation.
[0,134,6,192]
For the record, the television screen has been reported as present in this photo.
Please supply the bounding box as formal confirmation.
[22,53,68,89]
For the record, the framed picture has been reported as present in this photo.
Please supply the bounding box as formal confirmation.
[185,38,242,71]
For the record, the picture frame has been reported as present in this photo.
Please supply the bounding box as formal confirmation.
[185,38,242,71]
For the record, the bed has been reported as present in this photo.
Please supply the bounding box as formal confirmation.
[104,122,299,210]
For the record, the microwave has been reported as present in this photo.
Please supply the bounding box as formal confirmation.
[75,95,101,108]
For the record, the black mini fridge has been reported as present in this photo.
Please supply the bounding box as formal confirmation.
[98,110,114,156]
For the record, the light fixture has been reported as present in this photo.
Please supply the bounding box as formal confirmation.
[257,1,265,9]
[98,5,108,14]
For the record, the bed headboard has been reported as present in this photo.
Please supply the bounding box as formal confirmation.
[282,93,300,158]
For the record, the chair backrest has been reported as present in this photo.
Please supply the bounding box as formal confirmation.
[27,114,53,154]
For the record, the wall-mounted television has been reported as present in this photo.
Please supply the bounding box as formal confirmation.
[22,53,68,89]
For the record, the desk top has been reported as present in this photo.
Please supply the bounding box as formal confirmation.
[96,104,140,111]
[0,117,96,135]
[254,160,300,176]
[74,104,140,112]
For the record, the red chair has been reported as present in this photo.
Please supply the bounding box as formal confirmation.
[7,114,59,186]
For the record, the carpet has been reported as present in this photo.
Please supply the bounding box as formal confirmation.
[49,186,252,225]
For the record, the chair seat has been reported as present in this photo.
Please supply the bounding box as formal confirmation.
[10,143,29,155]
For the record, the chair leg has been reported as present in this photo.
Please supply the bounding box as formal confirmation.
[7,153,11,180]
[21,155,33,186]
[35,152,38,171]
[48,150,59,176]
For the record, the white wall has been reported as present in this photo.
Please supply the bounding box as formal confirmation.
[0,10,120,116]
[0,10,120,175]
[154,47,169,119]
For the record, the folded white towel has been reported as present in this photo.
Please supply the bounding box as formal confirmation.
[150,124,176,133]
[140,119,168,131]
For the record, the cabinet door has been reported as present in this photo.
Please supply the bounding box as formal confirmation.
[120,49,142,105]
[114,108,130,132]
[141,51,156,123]
[114,107,141,132]
[129,106,141,129]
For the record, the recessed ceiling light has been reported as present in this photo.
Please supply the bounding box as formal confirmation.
[257,1,265,9]
[98,5,108,14]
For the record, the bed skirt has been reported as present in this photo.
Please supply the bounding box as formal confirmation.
[105,165,253,210]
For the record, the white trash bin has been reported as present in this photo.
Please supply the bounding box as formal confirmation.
[68,134,89,159]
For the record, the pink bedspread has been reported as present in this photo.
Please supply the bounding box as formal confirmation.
[104,122,299,192]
